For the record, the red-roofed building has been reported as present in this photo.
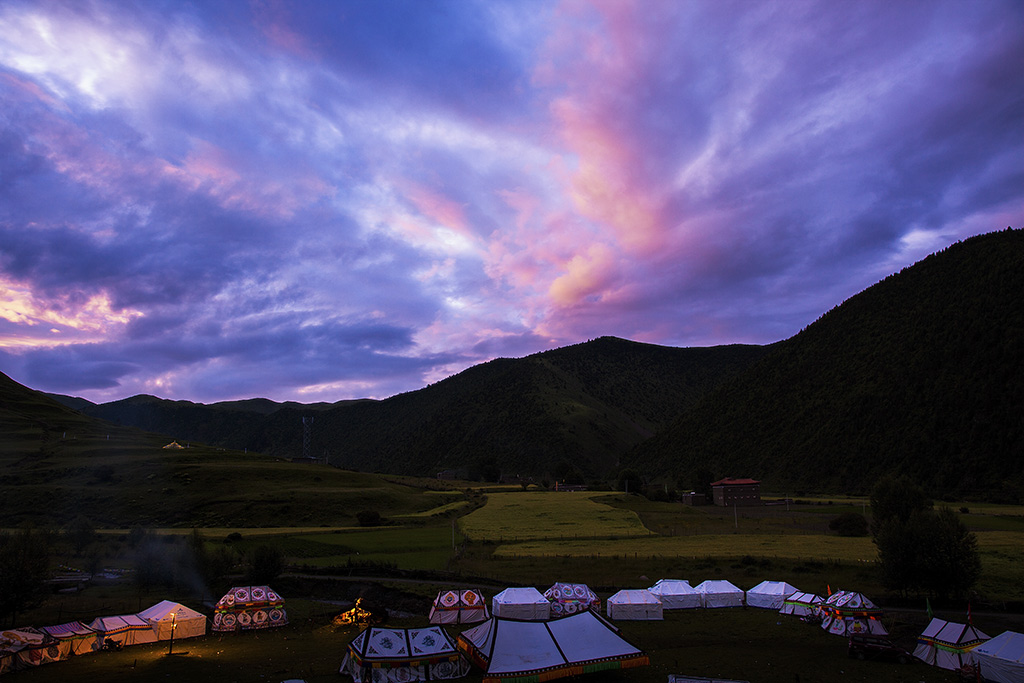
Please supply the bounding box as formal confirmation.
[711,477,761,507]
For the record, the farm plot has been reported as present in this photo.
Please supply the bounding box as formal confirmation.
[458,491,654,542]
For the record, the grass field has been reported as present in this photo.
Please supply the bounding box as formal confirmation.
[458,491,654,541]
[6,484,1024,683]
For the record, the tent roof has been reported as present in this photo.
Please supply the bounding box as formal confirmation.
[544,582,597,602]
[138,600,205,623]
[347,626,461,666]
[458,610,647,682]
[41,621,96,639]
[975,630,1024,663]
[492,587,548,604]
[784,592,823,604]
[215,585,284,609]
[607,590,661,605]
[695,580,742,593]
[748,581,799,595]
[919,618,990,647]
[648,579,696,594]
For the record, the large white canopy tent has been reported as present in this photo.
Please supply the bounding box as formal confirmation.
[913,618,989,670]
[490,587,550,621]
[606,590,663,621]
[429,589,489,625]
[746,581,800,610]
[137,600,207,640]
[340,626,470,683]
[972,630,1024,683]
[694,580,744,608]
[647,579,700,610]
[456,610,648,683]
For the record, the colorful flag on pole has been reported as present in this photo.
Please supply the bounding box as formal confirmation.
[827,584,832,596]
[967,601,972,625]
[926,598,933,620]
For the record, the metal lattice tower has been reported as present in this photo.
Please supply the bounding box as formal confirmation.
[302,416,313,461]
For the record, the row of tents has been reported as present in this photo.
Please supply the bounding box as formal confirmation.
[342,609,649,683]
[0,585,288,677]
[420,582,1024,683]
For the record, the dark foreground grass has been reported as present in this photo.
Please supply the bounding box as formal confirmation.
[12,596,1021,683]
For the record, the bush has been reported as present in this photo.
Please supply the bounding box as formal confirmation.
[829,512,869,537]
[356,510,382,527]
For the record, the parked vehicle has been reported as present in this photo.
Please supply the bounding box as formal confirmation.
[847,634,912,664]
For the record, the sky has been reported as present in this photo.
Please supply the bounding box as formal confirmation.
[1,0,1022,405]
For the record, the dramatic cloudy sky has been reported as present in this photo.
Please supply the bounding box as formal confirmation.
[1,0,1021,404]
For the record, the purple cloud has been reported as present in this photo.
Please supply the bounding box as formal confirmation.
[0,0,1021,403]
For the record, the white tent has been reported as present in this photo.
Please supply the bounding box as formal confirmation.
[341,626,470,683]
[137,600,207,640]
[913,618,989,670]
[87,615,158,647]
[606,590,663,620]
[40,621,100,657]
[456,610,648,683]
[819,590,887,636]
[973,630,1024,683]
[429,589,489,625]
[491,587,551,621]
[543,582,600,618]
[779,592,823,617]
[746,581,799,610]
[694,580,744,608]
[647,579,701,610]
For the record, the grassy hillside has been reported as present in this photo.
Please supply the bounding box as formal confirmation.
[1,371,465,528]
[629,227,1024,500]
[60,338,766,479]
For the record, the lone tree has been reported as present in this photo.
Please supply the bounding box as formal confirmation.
[870,475,980,600]
[0,527,52,626]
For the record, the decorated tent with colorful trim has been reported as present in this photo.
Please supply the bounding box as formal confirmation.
[913,618,989,670]
[40,621,100,657]
[340,625,470,683]
[212,585,288,632]
[87,614,158,646]
[778,592,823,618]
[456,609,649,683]
[1,627,61,674]
[491,587,551,621]
[647,579,700,610]
[819,590,887,636]
[138,600,207,640]
[429,589,489,625]
[543,582,600,618]
[746,581,800,610]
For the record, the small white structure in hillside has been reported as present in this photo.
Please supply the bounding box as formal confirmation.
[491,587,551,621]
[972,630,1024,683]
[606,589,663,620]
[647,579,701,610]
[746,581,800,610]
[694,580,744,608]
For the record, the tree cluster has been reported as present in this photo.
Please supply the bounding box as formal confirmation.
[870,476,981,600]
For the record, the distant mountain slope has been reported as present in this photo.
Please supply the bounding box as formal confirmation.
[60,338,767,479]
[628,228,1024,501]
